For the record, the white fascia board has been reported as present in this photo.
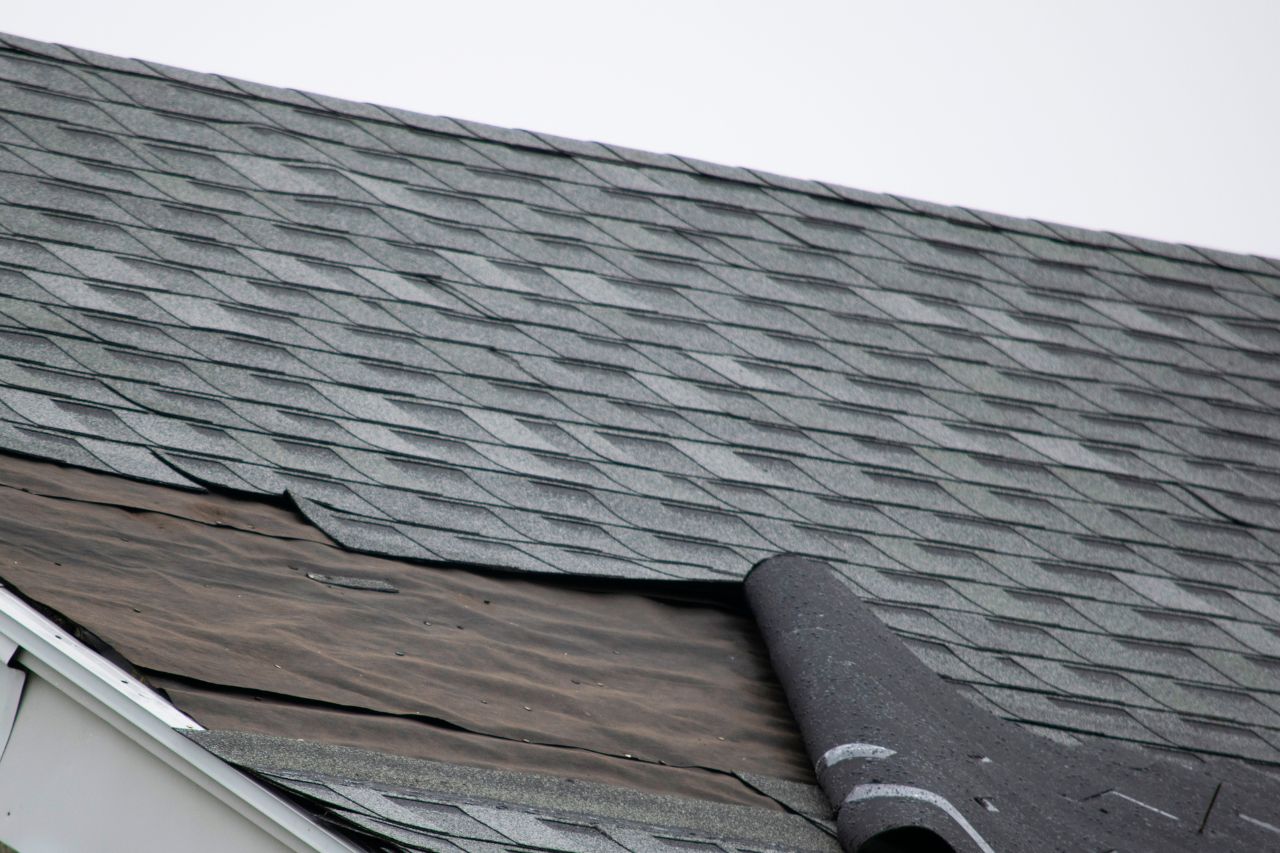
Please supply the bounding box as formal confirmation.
[0,584,361,853]
[0,586,198,729]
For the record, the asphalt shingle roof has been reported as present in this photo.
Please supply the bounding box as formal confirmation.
[1,29,1280,787]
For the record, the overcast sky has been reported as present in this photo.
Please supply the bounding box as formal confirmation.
[6,1,1279,259]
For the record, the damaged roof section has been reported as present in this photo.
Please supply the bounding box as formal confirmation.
[0,451,814,813]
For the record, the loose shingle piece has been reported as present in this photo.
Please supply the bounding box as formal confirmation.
[0,31,1279,849]
[304,571,399,593]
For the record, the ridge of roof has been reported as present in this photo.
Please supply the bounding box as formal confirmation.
[2,29,1276,278]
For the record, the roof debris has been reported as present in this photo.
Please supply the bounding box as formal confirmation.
[304,572,399,593]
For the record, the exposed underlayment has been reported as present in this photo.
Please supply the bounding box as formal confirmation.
[0,28,1279,851]
[748,555,1280,851]
[0,451,809,809]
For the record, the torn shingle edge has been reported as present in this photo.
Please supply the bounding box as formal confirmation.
[744,555,1280,852]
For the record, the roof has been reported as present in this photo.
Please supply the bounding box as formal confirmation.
[0,28,1278,851]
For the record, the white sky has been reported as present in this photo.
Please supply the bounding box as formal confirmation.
[6,1,1279,259]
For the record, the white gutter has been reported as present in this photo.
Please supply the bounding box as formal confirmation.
[0,583,361,853]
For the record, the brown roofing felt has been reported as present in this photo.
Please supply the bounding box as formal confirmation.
[0,452,806,808]
[0,27,1278,852]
